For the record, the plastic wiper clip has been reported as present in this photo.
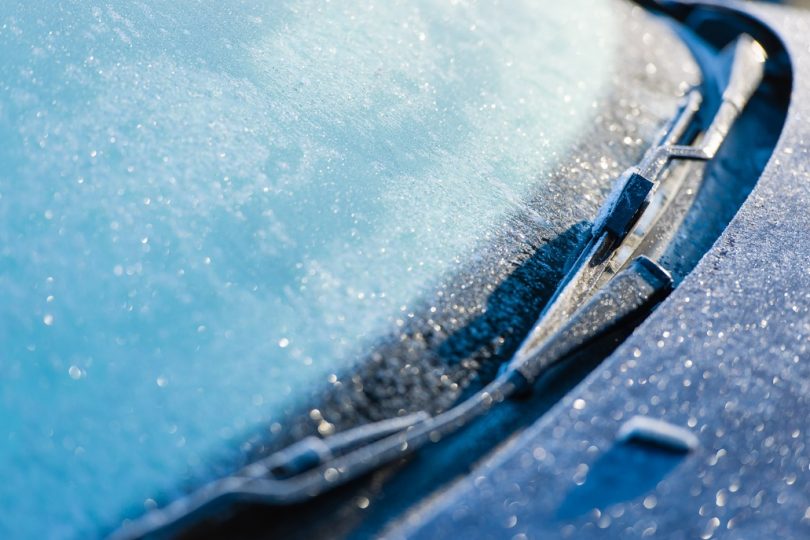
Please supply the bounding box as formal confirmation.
[257,411,430,480]
[592,168,655,241]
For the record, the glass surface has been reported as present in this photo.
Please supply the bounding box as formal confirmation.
[0,1,618,537]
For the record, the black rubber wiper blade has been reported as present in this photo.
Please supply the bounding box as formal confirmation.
[110,34,765,540]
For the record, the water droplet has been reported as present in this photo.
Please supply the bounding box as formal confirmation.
[324,468,339,482]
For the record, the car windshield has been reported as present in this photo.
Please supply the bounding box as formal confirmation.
[0,1,693,538]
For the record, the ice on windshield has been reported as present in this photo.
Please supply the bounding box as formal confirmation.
[0,1,618,537]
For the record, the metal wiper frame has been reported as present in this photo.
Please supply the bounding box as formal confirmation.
[112,35,765,540]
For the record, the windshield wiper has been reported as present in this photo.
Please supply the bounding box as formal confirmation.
[111,35,765,540]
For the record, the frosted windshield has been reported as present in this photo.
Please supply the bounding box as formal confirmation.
[0,1,618,537]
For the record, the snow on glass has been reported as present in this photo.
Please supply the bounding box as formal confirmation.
[0,1,616,537]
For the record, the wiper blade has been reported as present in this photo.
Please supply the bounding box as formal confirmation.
[111,35,765,540]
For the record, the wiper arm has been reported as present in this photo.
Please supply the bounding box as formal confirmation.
[111,35,765,540]
[514,34,766,383]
